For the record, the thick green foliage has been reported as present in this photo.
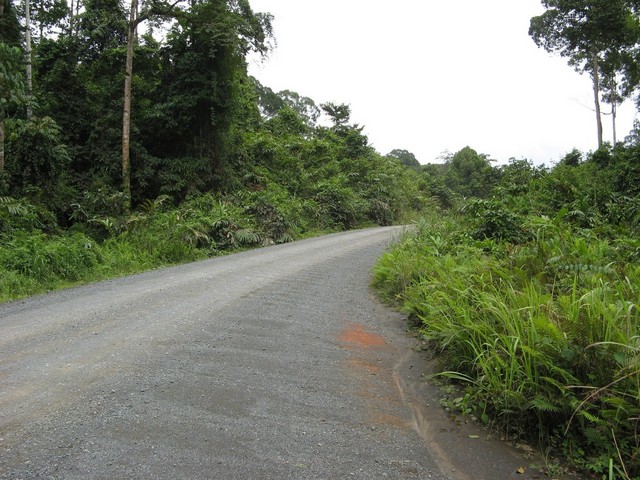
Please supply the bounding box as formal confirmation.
[2,0,432,240]
[0,136,429,298]
[0,0,22,46]
[374,215,639,477]
[0,61,430,302]
[444,146,497,198]
[462,198,528,243]
[5,116,70,194]
[373,147,640,478]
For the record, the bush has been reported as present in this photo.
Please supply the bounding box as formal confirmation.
[312,176,367,229]
[0,230,99,288]
[462,198,528,243]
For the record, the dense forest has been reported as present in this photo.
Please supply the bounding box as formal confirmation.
[1,0,640,478]
[0,0,432,299]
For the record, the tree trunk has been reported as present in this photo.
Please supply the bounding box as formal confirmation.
[69,0,74,35]
[592,53,603,149]
[38,3,42,39]
[610,79,617,146]
[122,0,137,210]
[69,0,81,37]
[24,0,33,119]
[612,102,617,146]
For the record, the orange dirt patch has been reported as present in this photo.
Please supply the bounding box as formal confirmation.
[338,323,386,349]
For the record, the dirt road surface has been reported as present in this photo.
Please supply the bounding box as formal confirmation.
[1,227,543,479]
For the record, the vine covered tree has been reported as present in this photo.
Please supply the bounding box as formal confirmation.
[1,0,22,45]
[1,0,24,175]
[139,0,273,197]
[121,0,186,209]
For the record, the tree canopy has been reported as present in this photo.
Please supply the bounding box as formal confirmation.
[387,149,421,170]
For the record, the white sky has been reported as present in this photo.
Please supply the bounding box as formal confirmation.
[247,0,638,166]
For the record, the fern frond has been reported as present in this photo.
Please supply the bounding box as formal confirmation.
[0,196,28,216]
[232,228,261,246]
[528,396,561,413]
[577,409,603,424]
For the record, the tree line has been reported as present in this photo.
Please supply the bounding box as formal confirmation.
[2,0,640,215]
[1,0,276,209]
[0,0,434,301]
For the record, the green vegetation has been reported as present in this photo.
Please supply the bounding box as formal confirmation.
[0,132,427,301]
[2,1,640,477]
[373,144,640,478]
[0,0,430,301]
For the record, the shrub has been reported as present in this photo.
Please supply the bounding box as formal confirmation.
[462,198,528,243]
[0,230,98,287]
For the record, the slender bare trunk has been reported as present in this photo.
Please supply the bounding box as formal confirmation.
[25,0,33,119]
[69,0,81,36]
[38,4,43,38]
[122,0,137,209]
[612,103,617,146]
[592,53,603,149]
[610,78,618,146]
[68,0,74,35]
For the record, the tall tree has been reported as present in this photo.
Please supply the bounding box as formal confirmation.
[122,0,185,207]
[252,81,320,128]
[321,102,351,129]
[530,0,640,148]
[444,146,496,198]
[147,0,273,192]
[121,0,137,205]
[387,149,421,170]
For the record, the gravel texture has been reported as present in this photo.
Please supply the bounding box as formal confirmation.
[1,227,543,479]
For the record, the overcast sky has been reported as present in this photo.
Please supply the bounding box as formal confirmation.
[246,0,638,166]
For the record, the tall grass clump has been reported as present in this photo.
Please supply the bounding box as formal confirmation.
[373,214,640,478]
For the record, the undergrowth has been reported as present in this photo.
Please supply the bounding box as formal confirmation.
[373,215,640,478]
[0,184,420,302]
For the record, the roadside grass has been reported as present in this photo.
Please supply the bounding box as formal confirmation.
[372,213,640,479]
[0,191,417,303]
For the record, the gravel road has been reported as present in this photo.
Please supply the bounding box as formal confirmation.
[1,227,542,479]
